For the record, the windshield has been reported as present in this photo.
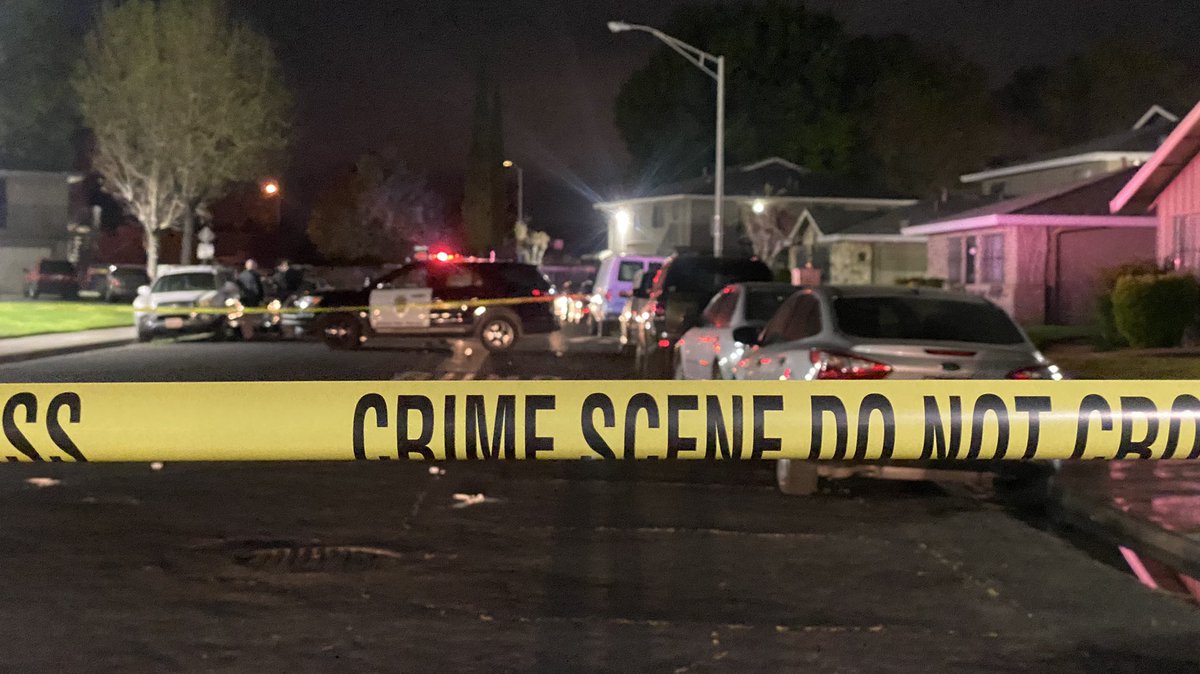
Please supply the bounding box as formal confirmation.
[833,296,1027,345]
[665,258,772,294]
[152,273,218,293]
[39,261,74,274]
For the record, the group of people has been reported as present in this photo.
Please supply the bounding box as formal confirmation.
[234,258,303,307]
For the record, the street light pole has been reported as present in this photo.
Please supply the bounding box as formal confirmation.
[608,20,725,257]
[503,160,525,224]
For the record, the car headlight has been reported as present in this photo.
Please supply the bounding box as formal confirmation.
[267,299,282,311]
[224,297,241,308]
[296,295,321,310]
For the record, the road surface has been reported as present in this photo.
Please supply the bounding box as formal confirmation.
[0,336,1198,672]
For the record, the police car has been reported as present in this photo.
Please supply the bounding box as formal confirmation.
[286,254,559,352]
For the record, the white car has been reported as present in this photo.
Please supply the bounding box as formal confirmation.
[132,265,243,342]
[586,252,664,335]
[673,282,797,379]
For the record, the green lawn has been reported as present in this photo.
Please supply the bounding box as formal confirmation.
[1053,352,1200,380]
[0,301,132,338]
[1022,324,1099,350]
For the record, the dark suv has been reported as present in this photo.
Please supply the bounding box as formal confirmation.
[290,259,558,352]
[634,254,773,377]
[23,259,78,299]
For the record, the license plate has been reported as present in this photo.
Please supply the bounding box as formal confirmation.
[164,317,184,329]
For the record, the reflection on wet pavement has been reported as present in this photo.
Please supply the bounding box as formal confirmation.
[1059,461,1200,534]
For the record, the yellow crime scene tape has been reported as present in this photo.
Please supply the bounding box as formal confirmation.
[2,380,1198,462]
[18,295,564,317]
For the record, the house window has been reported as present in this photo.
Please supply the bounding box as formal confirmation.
[980,234,1005,283]
[651,204,664,228]
[947,237,962,283]
[0,178,7,229]
[964,236,978,284]
[1171,215,1200,271]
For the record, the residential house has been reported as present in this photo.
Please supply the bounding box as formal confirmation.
[817,194,987,285]
[0,169,76,294]
[593,157,915,279]
[902,169,1156,325]
[1110,99,1200,272]
[960,105,1177,197]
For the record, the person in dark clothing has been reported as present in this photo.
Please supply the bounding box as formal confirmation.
[237,259,264,307]
[273,259,303,298]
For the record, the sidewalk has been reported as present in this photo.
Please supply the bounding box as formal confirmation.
[0,326,136,365]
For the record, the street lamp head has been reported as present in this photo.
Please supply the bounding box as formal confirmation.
[607,21,632,33]
[261,179,280,197]
[752,199,766,215]
[502,160,514,168]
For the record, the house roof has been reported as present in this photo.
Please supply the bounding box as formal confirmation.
[595,157,908,207]
[960,108,1175,184]
[818,193,990,242]
[1110,99,1200,214]
[903,167,1156,235]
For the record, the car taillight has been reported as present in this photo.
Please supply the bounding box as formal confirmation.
[531,289,541,297]
[809,349,892,380]
[1007,365,1064,380]
[605,290,612,301]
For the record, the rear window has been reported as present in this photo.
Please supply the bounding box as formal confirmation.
[112,268,149,282]
[40,260,75,274]
[617,261,643,282]
[485,264,551,293]
[152,273,218,293]
[832,296,1026,345]
[664,258,771,294]
[744,288,794,322]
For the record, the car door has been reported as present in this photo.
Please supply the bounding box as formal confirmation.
[428,263,484,330]
[369,263,433,333]
[737,292,822,380]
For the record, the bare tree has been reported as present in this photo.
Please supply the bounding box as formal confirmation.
[75,0,289,273]
[741,201,808,270]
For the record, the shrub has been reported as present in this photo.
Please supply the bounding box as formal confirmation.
[1095,261,1160,348]
[1111,273,1200,348]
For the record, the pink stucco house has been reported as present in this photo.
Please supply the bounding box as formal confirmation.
[1111,100,1200,271]
[902,169,1156,325]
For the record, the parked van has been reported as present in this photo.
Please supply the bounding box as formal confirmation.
[587,252,665,335]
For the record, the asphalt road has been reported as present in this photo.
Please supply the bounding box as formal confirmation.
[1,336,1199,672]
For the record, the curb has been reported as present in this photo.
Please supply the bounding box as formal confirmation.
[0,337,136,366]
[1053,489,1200,580]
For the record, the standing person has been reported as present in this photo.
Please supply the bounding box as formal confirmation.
[236,259,264,339]
[273,259,303,298]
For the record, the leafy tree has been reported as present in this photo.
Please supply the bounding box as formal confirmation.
[74,0,290,273]
[853,36,1000,196]
[0,0,83,170]
[462,68,509,253]
[613,3,1000,195]
[307,154,443,263]
[1003,39,1200,146]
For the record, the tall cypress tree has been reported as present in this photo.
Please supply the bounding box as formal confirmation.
[462,69,507,253]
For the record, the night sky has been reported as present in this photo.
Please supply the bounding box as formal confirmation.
[119,1,1200,249]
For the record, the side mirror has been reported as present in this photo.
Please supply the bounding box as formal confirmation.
[732,325,760,346]
[136,285,151,297]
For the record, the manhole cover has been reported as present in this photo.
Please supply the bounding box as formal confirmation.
[233,545,405,572]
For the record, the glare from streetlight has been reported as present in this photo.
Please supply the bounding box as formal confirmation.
[607,21,631,33]
[752,199,766,215]
[502,160,514,168]
[261,179,280,197]
[614,208,632,233]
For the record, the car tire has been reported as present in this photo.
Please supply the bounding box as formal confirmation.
[136,327,153,343]
[322,314,363,350]
[776,460,820,496]
[479,314,520,353]
[27,285,39,299]
[211,321,234,342]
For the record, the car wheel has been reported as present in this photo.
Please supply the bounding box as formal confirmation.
[776,460,820,496]
[479,315,519,353]
[27,285,39,299]
[322,314,363,350]
[136,327,153,343]
[211,321,234,342]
